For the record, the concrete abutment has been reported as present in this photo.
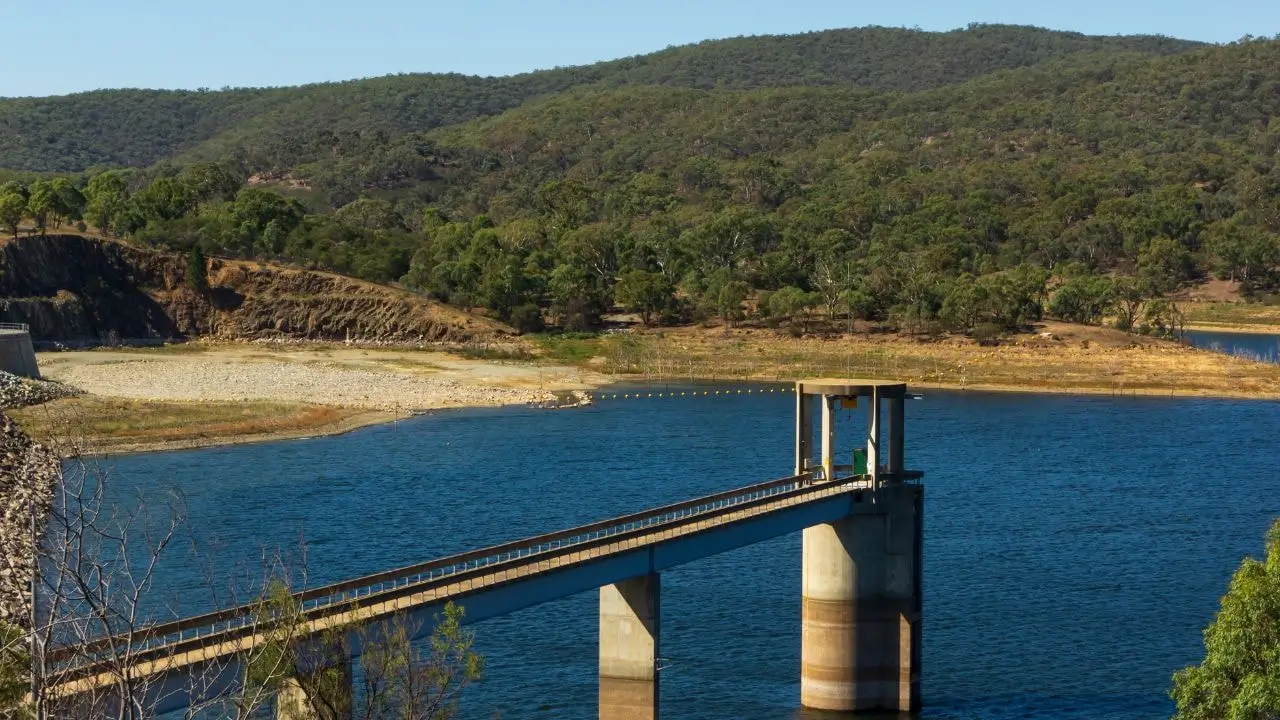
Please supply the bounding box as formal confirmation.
[0,326,39,378]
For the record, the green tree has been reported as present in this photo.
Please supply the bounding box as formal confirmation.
[1141,297,1186,338]
[25,180,57,235]
[549,264,604,331]
[507,303,545,333]
[768,285,818,331]
[1112,276,1148,332]
[179,162,241,205]
[186,246,209,292]
[939,275,984,333]
[536,179,592,230]
[333,198,404,231]
[49,178,85,227]
[839,284,876,332]
[702,270,751,327]
[614,269,673,325]
[1172,519,1280,720]
[1049,276,1115,324]
[83,171,130,234]
[134,176,196,222]
[1206,215,1278,288]
[1138,237,1196,294]
[0,185,26,238]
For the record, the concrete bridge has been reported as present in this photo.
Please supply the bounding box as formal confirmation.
[44,379,924,718]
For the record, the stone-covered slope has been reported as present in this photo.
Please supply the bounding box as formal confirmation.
[0,412,57,628]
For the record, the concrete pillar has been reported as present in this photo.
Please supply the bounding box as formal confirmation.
[275,653,353,720]
[801,484,922,713]
[599,573,660,720]
[276,677,312,720]
[795,391,813,476]
[887,396,905,476]
[821,395,837,482]
[866,388,882,486]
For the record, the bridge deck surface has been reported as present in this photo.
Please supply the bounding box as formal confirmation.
[50,474,879,698]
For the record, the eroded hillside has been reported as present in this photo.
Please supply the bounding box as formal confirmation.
[0,234,514,345]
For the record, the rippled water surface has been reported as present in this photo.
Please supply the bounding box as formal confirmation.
[1186,329,1280,362]
[101,386,1280,719]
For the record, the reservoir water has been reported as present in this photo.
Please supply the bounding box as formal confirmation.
[98,382,1280,719]
[1185,329,1280,363]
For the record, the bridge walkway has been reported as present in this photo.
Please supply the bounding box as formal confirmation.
[50,472,886,700]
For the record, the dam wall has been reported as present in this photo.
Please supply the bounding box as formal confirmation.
[0,324,40,378]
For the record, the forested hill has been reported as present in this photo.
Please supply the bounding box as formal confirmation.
[2,27,1277,345]
[0,24,1201,173]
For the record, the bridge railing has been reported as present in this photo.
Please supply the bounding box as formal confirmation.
[48,472,820,667]
[0,322,29,332]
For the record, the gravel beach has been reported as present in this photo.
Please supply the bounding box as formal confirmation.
[48,357,553,410]
[35,345,606,411]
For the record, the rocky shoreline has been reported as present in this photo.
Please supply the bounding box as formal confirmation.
[0,413,58,629]
[0,371,82,410]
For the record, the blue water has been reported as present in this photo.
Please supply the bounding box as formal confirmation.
[96,388,1280,720]
[1186,329,1280,363]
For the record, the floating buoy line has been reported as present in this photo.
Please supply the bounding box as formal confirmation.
[589,387,789,401]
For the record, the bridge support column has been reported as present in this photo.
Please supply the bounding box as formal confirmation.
[801,483,922,713]
[275,649,353,720]
[599,573,660,720]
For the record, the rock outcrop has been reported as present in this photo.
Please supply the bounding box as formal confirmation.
[0,234,516,346]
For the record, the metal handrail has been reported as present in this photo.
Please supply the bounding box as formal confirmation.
[0,322,29,332]
[51,472,875,683]
[48,472,828,667]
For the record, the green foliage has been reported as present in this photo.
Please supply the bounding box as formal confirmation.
[0,621,30,716]
[507,303,545,333]
[0,183,26,238]
[1172,519,1280,720]
[534,332,602,362]
[242,584,482,720]
[1050,276,1115,324]
[243,580,301,697]
[1138,237,1197,294]
[702,271,751,326]
[179,162,241,206]
[48,178,85,226]
[613,269,674,325]
[186,246,209,292]
[768,285,818,330]
[25,180,57,234]
[9,31,1280,334]
[83,170,131,234]
[1206,214,1280,288]
[0,26,1201,174]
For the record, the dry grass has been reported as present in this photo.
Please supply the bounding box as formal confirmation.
[1181,302,1280,332]
[11,397,375,454]
[595,324,1280,399]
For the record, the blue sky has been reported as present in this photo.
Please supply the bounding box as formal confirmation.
[2,0,1277,98]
